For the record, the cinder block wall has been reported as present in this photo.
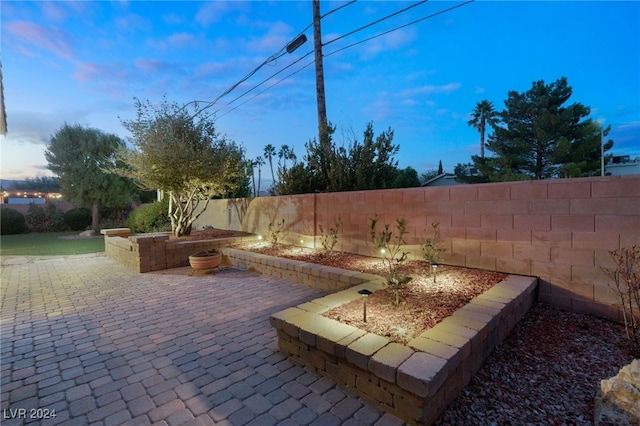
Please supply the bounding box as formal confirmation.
[193,175,640,320]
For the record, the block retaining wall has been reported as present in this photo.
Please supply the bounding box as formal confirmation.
[270,274,537,425]
[193,175,640,321]
[101,229,377,293]
[101,228,256,273]
[222,248,381,292]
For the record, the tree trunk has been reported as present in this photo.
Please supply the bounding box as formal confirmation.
[480,120,485,158]
[92,200,99,232]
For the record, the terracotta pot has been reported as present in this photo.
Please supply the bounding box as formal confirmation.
[189,250,222,270]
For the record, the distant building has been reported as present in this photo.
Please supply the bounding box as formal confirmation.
[421,173,467,187]
[606,155,640,176]
[0,189,63,205]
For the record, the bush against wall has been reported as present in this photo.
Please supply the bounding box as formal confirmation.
[64,207,92,231]
[0,208,27,235]
[126,198,171,233]
[25,203,65,233]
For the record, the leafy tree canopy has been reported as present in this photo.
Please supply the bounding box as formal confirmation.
[119,97,248,236]
[45,123,135,231]
[473,77,613,181]
[276,122,400,194]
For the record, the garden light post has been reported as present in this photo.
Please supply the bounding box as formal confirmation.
[358,289,372,322]
[431,262,439,283]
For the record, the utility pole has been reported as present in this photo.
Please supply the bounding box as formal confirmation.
[313,0,328,135]
[601,125,604,176]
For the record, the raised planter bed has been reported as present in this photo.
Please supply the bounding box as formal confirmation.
[270,273,537,425]
[102,229,538,424]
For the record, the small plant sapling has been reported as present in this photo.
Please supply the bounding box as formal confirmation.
[369,215,412,306]
[318,216,343,253]
[422,221,446,283]
[603,245,640,355]
[268,218,285,246]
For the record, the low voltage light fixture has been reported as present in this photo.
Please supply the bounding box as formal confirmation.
[358,289,373,322]
[431,262,439,283]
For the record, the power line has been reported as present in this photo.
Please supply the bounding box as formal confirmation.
[325,0,474,59]
[323,0,428,47]
[217,59,316,120]
[226,50,315,107]
[185,1,357,118]
[213,1,474,119]
[322,0,357,19]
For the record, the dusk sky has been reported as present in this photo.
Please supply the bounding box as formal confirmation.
[1,1,639,182]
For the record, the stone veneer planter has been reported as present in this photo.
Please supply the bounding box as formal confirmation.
[270,274,538,425]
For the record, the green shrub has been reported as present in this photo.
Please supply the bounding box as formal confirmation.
[64,207,92,231]
[0,208,27,235]
[126,198,171,233]
[25,203,65,233]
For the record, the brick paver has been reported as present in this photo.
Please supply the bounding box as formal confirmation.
[0,254,403,425]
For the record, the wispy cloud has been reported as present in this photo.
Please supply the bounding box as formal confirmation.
[115,13,152,33]
[5,21,74,60]
[41,2,67,22]
[147,32,198,51]
[244,21,295,53]
[400,82,462,97]
[360,27,418,59]
[196,1,249,27]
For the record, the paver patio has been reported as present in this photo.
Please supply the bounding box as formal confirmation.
[0,254,404,425]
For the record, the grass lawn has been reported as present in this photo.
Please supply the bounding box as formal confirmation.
[0,232,105,256]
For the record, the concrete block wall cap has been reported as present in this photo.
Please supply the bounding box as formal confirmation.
[345,333,391,370]
[482,285,521,301]
[408,336,460,365]
[500,275,538,289]
[269,307,306,326]
[129,235,156,243]
[288,312,336,336]
[397,351,449,398]
[432,319,481,340]
[475,292,512,304]
[312,292,361,309]
[453,306,494,325]
[412,326,469,350]
[368,343,415,384]
[471,296,507,310]
[101,227,130,235]
[296,301,331,314]
[316,321,362,342]
[462,302,502,317]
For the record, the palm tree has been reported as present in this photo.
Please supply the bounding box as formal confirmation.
[264,144,276,187]
[468,100,499,158]
[254,156,265,197]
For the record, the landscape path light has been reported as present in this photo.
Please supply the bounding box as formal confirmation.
[358,289,373,322]
[431,262,439,283]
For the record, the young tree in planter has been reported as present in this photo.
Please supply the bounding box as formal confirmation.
[119,98,246,237]
[45,124,135,232]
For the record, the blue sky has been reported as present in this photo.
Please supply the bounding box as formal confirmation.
[1,1,639,181]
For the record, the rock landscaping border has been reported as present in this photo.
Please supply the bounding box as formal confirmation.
[270,274,538,425]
